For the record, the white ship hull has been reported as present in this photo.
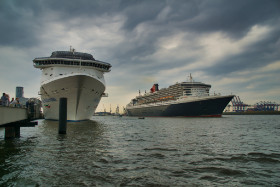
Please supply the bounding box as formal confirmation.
[41,74,105,121]
[33,50,111,121]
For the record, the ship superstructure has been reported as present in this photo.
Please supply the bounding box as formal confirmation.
[126,75,234,117]
[33,47,111,121]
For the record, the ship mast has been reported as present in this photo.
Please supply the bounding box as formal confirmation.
[188,73,194,82]
[70,46,76,53]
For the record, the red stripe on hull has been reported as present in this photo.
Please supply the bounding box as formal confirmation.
[137,114,222,118]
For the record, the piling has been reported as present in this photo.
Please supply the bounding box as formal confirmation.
[5,127,16,139]
[15,126,20,138]
[58,98,67,134]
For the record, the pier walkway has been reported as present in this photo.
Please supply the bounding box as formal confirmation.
[0,106,40,139]
[0,106,28,125]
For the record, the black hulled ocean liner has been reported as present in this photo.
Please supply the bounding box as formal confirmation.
[126,75,234,117]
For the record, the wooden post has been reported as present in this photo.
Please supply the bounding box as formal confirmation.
[5,127,15,139]
[15,126,20,138]
[58,98,67,134]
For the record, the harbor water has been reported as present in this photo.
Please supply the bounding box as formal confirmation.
[1,115,280,186]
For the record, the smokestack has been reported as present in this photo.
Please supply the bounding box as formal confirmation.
[154,84,159,91]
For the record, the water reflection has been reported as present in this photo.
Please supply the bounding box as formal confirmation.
[0,119,110,186]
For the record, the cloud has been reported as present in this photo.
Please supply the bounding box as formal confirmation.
[0,0,279,111]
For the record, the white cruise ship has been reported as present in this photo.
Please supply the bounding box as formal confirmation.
[33,48,111,121]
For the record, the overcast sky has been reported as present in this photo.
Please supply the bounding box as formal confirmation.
[0,0,279,113]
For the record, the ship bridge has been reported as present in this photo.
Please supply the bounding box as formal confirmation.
[33,51,111,72]
[51,51,95,60]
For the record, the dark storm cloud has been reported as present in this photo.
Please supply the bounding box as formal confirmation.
[0,0,121,47]
[1,0,280,74]
[0,0,42,47]
[204,27,280,76]
[119,0,280,37]
[122,0,280,79]
[1,0,279,46]
[1,0,279,106]
[120,0,166,30]
[184,0,280,38]
[111,0,280,75]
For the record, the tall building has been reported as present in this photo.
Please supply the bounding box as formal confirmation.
[16,86,24,98]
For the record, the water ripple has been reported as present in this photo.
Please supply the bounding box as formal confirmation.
[0,115,280,186]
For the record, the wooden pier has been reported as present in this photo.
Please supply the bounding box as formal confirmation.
[0,106,40,139]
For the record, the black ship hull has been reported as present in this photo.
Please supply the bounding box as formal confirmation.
[126,95,234,117]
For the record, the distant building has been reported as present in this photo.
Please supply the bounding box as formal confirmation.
[14,86,30,106]
[16,86,24,98]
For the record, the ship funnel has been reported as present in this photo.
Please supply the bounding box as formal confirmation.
[150,84,159,93]
[154,84,159,91]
